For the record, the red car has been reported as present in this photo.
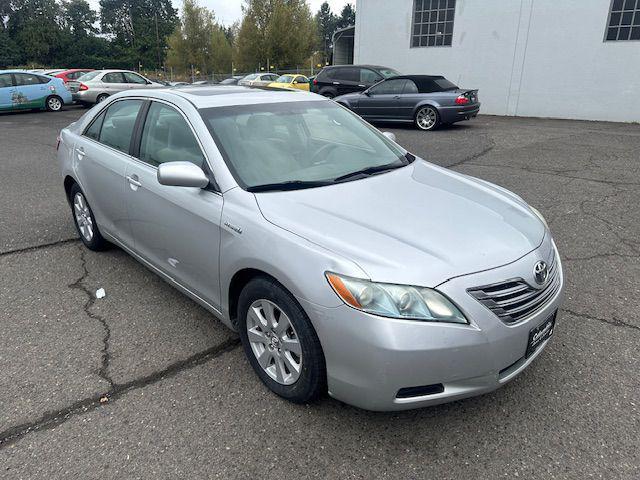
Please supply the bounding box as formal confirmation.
[54,69,94,83]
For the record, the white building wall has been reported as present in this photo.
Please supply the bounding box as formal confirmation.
[354,0,640,122]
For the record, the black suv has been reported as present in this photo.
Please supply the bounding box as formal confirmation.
[311,65,401,98]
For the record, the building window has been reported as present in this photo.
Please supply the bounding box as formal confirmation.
[411,0,456,48]
[606,0,640,41]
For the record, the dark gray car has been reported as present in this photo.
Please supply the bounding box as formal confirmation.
[335,75,480,131]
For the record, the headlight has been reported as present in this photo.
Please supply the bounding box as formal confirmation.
[326,272,467,323]
[529,206,548,229]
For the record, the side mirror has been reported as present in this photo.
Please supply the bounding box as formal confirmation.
[157,161,209,188]
[363,90,371,96]
[382,131,396,142]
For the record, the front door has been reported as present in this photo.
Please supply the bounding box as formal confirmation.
[12,73,48,109]
[124,100,223,308]
[0,73,13,110]
[73,99,144,245]
[357,78,407,119]
[101,72,129,96]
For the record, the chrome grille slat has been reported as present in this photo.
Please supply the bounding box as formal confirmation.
[467,252,560,324]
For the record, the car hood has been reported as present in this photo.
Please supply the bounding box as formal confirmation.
[255,160,545,287]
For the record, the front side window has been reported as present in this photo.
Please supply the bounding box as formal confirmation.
[201,101,410,191]
[139,102,205,168]
[99,100,143,153]
[0,74,13,88]
[123,72,148,84]
[276,75,294,83]
[103,72,126,83]
[412,0,456,47]
[606,0,640,41]
[13,73,42,86]
[369,79,407,95]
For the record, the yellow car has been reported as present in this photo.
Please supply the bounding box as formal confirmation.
[267,74,310,91]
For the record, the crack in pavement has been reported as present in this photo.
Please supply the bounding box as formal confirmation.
[0,337,241,449]
[68,245,114,390]
[0,238,79,257]
[561,308,640,332]
[447,138,495,168]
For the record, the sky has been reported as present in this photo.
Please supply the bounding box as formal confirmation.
[206,0,352,26]
[85,0,352,26]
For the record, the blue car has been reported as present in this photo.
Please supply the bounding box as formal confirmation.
[0,70,72,112]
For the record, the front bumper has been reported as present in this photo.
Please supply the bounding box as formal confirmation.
[300,235,564,411]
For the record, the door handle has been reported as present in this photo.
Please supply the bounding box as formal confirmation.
[332,81,340,85]
[393,95,401,99]
[75,147,85,158]
[358,84,366,87]
[126,175,142,187]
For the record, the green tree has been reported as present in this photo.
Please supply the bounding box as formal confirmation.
[337,3,355,29]
[99,0,178,69]
[236,0,315,71]
[62,0,98,37]
[314,1,337,53]
[7,0,62,65]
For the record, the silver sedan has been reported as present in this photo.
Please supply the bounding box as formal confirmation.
[57,86,564,411]
[67,69,164,105]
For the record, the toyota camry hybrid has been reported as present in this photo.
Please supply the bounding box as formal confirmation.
[57,86,564,411]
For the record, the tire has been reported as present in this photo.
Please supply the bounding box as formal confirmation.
[45,95,63,112]
[415,105,440,131]
[238,276,326,404]
[69,183,108,251]
[96,94,109,104]
[319,89,335,98]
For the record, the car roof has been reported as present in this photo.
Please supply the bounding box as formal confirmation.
[390,74,446,80]
[324,64,390,70]
[124,86,326,109]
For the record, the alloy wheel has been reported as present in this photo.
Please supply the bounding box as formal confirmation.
[73,192,94,242]
[416,107,437,130]
[47,97,62,111]
[246,299,302,385]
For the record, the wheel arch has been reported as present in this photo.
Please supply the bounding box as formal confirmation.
[63,175,78,204]
[412,100,441,117]
[227,268,281,328]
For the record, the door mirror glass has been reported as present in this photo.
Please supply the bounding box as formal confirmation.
[157,161,209,188]
[382,131,396,142]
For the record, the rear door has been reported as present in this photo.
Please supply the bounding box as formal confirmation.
[73,99,144,246]
[102,72,129,95]
[0,73,14,110]
[124,100,223,307]
[12,73,48,109]
[332,67,361,95]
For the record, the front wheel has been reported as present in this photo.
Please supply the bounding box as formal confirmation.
[238,277,326,403]
[45,96,63,112]
[415,105,440,131]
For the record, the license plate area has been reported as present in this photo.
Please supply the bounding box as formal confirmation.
[526,311,556,358]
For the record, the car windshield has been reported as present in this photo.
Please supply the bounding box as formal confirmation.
[77,71,101,82]
[200,100,411,191]
[379,68,401,78]
[275,75,294,83]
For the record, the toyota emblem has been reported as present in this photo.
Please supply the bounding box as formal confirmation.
[533,261,548,285]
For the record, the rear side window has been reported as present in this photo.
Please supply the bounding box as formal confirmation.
[0,74,13,88]
[13,73,42,86]
[370,79,407,95]
[404,80,419,93]
[360,69,382,84]
[84,111,106,140]
[99,100,143,153]
[333,68,358,82]
[103,72,126,83]
[139,102,205,168]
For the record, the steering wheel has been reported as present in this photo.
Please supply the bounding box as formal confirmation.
[310,143,340,164]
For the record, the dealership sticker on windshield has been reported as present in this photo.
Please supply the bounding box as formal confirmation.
[526,311,556,358]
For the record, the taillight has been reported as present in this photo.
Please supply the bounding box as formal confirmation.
[79,83,89,91]
[313,78,318,85]
[455,95,469,105]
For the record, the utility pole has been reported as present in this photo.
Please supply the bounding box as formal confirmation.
[155,12,161,71]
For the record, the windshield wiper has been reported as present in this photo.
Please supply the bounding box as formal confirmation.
[247,179,334,192]
[333,162,406,183]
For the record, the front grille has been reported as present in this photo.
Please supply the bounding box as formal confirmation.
[467,252,560,324]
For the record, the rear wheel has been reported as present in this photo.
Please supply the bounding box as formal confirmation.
[415,105,440,131]
[238,277,326,403]
[69,184,108,251]
[45,96,63,112]
[96,94,109,104]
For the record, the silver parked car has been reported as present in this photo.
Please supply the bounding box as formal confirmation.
[67,69,164,105]
[237,72,279,87]
[57,87,564,411]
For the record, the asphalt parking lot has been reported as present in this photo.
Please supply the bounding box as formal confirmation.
[1,106,638,479]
